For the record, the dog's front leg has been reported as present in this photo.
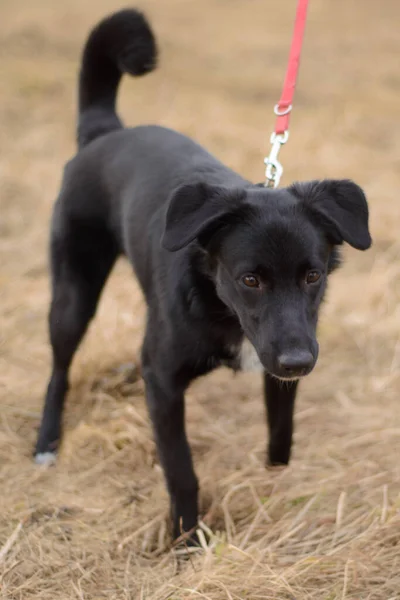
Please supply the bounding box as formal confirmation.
[142,364,198,540]
[264,374,298,466]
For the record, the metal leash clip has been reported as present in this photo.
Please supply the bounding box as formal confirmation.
[264,130,289,188]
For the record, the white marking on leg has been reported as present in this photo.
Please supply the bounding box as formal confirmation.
[35,452,57,466]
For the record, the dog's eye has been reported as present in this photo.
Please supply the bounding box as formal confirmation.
[242,274,260,288]
[305,270,321,284]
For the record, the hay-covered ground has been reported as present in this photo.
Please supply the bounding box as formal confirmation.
[1,0,399,598]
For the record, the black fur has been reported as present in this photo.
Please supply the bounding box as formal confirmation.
[78,9,157,148]
[35,9,372,540]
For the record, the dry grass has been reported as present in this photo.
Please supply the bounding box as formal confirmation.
[1,0,400,598]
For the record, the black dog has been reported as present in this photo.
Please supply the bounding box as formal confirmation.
[35,9,372,539]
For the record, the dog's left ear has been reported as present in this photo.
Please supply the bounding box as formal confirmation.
[291,179,372,250]
[162,182,245,251]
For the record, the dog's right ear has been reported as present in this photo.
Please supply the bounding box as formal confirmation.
[162,182,245,252]
[291,179,372,251]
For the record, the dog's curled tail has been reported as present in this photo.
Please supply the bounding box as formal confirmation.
[77,8,157,149]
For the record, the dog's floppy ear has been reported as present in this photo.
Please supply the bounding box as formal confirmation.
[291,179,372,250]
[162,182,245,252]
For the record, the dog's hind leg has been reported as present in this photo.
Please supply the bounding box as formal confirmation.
[264,375,298,466]
[34,213,119,464]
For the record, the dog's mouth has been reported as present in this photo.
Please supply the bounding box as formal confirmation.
[268,367,314,382]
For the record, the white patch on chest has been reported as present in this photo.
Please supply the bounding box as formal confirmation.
[239,337,264,372]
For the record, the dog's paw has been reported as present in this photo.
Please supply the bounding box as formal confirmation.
[267,444,291,469]
[34,451,57,466]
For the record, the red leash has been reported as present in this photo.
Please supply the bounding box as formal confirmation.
[264,0,310,187]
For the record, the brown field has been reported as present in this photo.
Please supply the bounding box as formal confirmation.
[1,0,400,598]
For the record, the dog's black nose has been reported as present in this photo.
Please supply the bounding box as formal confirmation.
[277,350,314,377]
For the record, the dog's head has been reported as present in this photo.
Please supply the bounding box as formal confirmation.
[162,179,371,380]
